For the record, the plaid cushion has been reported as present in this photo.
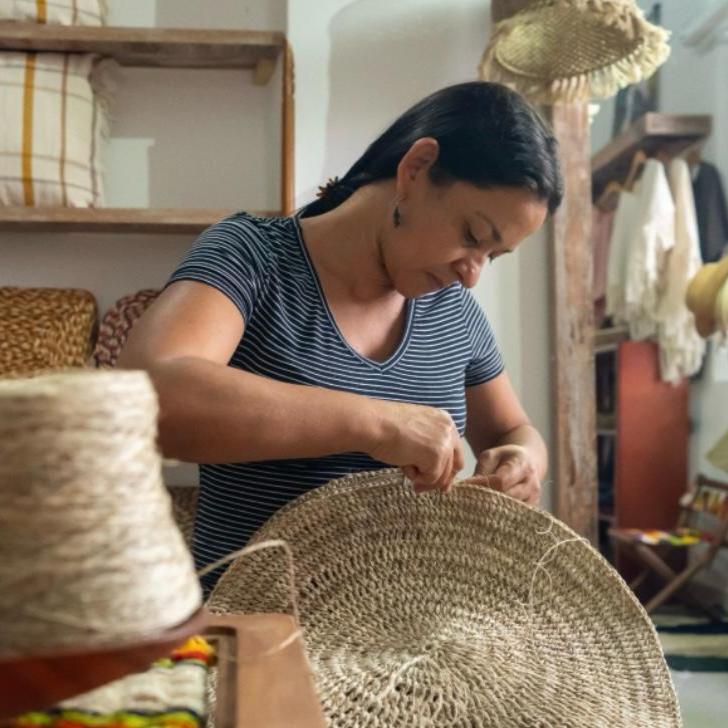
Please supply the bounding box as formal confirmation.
[0,51,110,207]
[0,0,107,25]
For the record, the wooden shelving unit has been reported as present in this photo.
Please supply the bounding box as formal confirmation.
[592,113,712,199]
[0,23,285,74]
[0,23,294,233]
[0,207,280,234]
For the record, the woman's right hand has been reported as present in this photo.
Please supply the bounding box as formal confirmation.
[363,399,464,493]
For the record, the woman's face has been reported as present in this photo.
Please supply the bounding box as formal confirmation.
[384,179,548,298]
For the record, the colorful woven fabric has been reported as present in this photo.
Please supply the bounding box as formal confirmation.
[0,287,97,377]
[616,527,710,547]
[94,290,160,368]
[13,638,214,728]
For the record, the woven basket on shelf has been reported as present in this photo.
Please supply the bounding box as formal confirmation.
[94,289,160,368]
[209,469,680,727]
[0,287,98,378]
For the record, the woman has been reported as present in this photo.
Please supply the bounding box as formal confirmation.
[119,81,563,592]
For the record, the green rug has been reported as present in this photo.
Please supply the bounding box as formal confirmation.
[654,613,728,672]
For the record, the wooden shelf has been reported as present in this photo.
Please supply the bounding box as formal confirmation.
[592,113,712,198]
[0,23,284,80]
[0,207,279,234]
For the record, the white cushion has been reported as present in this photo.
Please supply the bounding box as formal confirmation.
[0,0,107,25]
[0,52,110,207]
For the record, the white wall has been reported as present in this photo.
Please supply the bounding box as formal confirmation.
[288,0,555,509]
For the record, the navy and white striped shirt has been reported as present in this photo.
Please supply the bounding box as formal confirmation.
[168,212,504,591]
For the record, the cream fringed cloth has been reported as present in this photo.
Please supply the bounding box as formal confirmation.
[209,469,681,727]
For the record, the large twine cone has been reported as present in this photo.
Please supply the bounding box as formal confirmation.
[480,0,671,104]
[209,469,681,727]
[0,370,202,656]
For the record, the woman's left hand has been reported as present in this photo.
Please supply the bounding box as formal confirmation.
[469,444,542,506]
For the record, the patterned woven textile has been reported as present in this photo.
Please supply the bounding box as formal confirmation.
[0,52,111,207]
[210,469,681,727]
[11,637,214,728]
[94,289,160,368]
[0,287,97,377]
[0,0,107,25]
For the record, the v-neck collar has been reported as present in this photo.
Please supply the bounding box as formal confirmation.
[291,214,416,372]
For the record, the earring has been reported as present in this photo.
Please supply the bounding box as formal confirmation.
[393,205,401,228]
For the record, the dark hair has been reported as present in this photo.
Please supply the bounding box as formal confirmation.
[301,81,563,218]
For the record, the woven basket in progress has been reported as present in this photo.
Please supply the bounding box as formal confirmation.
[209,469,680,727]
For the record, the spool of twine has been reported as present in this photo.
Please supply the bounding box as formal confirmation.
[0,370,202,656]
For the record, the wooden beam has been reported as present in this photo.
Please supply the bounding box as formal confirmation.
[281,41,295,215]
[547,102,598,543]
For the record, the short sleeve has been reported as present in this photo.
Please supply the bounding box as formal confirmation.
[166,213,272,323]
[461,288,505,386]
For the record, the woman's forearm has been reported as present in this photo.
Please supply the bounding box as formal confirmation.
[131,356,380,463]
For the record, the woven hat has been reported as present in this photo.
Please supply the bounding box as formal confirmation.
[209,469,680,727]
[0,286,98,378]
[685,255,728,338]
[479,0,670,103]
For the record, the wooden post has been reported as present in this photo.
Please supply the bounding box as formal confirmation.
[281,41,295,215]
[547,102,598,543]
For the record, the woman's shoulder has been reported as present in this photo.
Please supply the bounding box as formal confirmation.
[197,211,298,269]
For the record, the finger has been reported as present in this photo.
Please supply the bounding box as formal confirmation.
[474,449,500,476]
[412,456,445,492]
[438,448,454,493]
[465,474,504,491]
[402,465,419,485]
[452,435,465,476]
[494,459,528,489]
[503,478,542,506]
[502,482,531,503]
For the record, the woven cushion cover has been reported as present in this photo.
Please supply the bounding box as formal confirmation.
[0,1,106,24]
[94,289,160,368]
[209,469,680,727]
[0,52,109,207]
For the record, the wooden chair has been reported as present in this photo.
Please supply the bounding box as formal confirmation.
[609,474,728,619]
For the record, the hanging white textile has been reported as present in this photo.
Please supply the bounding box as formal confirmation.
[622,159,676,341]
[656,158,706,383]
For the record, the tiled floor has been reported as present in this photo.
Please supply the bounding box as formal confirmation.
[671,670,728,727]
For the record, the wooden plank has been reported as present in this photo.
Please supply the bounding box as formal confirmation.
[548,102,598,544]
[281,41,295,215]
[206,613,325,728]
[0,207,279,234]
[592,113,712,198]
[0,23,284,71]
